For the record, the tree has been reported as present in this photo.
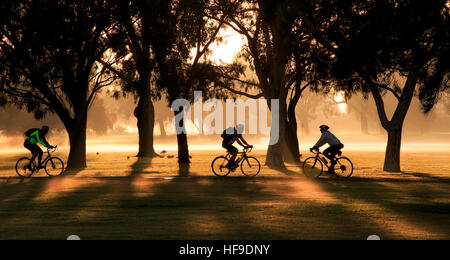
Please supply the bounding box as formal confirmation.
[154,0,232,164]
[0,0,118,169]
[345,95,377,135]
[105,0,176,158]
[154,99,173,138]
[213,0,332,168]
[297,0,450,172]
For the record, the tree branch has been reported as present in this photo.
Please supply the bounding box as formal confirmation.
[375,83,402,101]
[370,86,391,129]
[219,85,264,99]
[221,74,260,88]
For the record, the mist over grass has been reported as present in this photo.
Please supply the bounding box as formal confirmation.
[1,91,449,155]
[1,130,450,155]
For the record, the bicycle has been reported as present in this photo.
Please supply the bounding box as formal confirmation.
[302,149,354,178]
[212,147,261,177]
[16,146,65,178]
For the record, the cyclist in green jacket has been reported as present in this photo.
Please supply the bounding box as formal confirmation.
[24,126,54,169]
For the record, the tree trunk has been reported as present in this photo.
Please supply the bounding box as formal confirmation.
[159,118,167,138]
[135,93,157,158]
[361,113,369,134]
[266,142,284,169]
[266,99,287,169]
[177,133,190,163]
[300,116,311,135]
[66,113,87,169]
[174,109,190,163]
[370,68,418,173]
[384,126,402,172]
[284,108,301,163]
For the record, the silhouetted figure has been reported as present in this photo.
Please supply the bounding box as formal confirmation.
[311,125,344,174]
[221,124,253,169]
[24,126,54,169]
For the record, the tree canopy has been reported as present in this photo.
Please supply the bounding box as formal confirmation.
[0,0,119,168]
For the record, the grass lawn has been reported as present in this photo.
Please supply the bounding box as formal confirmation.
[0,150,449,240]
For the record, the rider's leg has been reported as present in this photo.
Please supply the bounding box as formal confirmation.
[325,144,343,165]
[223,145,238,167]
[25,141,38,169]
[327,144,344,173]
[29,151,38,170]
[229,146,239,167]
[36,147,44,168]
[331,144,344,163]
[323,147,333,163]
[324,146,338,173]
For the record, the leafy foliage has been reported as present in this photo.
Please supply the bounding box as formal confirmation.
[0,0,118,125]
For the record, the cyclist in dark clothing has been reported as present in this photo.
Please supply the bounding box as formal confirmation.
[221,124,253,169]
[311,125,344,174]
[24,126,54,169]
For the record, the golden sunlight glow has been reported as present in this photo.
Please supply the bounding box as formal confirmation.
[191,27,245,64]
[334,91,348,114]
[338,103,348,114]
[33,178,100,202]
[210,28,245,64]
[334,91,345,103]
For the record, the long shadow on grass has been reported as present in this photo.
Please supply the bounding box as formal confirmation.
[129,157,155,176]
[0,177,117,239]
[269,163,450,239]
[310,177,450,239]
[2,174,448,239]
[110,175,395,240]
[399,172,450,182]
[178,163,191,176]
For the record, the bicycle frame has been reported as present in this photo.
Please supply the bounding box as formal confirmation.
[32,147,57,168]
[304,149,353,178]
[311,150,333,169]
[225,147,252,165]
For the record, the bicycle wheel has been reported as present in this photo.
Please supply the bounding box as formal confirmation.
[334,157,354,178]
[44,157,65,177]
[303,157,323,178]
[16,158,35,178]
[241,156,261,177]
[212,156,231,177]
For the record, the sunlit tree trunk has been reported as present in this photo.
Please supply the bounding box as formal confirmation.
[284,84,304,163]
[135,93,157,158]
[371,69,418,172]
[174,108,190,164]
[66,107,88,169]
[266,87,288,169]
[284,117,301,163]
[158,118,167,138]
[384,126,402,172]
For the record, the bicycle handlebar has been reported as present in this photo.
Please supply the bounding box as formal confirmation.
[309,148,321,154]
[47,145,58,153]
[244,146,253,154]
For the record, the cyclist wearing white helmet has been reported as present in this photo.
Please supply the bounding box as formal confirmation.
[24,126,54,169]
[310,125,344,173]
[221,124,253,169]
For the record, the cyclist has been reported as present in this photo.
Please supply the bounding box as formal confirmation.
[24,126,55,169]
[221,124,253,169]
[310,125,344,174]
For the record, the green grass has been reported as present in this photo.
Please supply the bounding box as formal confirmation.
[0,151,449,240]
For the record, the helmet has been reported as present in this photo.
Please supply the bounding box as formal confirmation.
[236,124,245,134]
[320,125,330,132]
[42,125,50,133]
